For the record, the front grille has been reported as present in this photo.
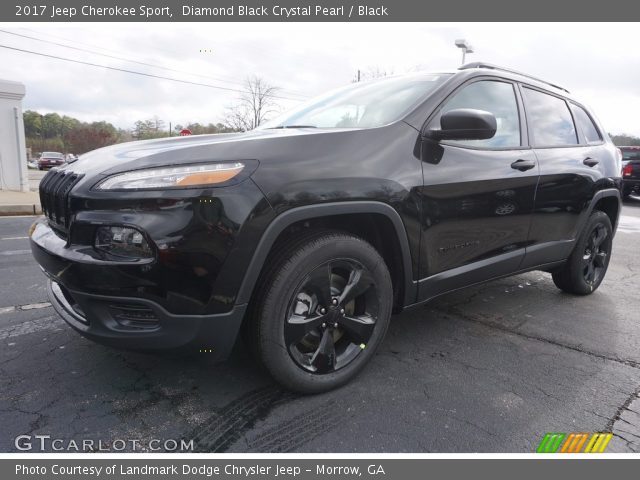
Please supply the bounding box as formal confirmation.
[39,170,82,235]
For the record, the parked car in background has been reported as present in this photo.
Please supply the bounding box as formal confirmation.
[621,146,640,198]
[37,152,65,170]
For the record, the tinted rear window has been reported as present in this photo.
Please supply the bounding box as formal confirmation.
[522,88,577,147]
[571,104,602,144]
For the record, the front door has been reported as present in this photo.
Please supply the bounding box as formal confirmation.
[417,79,539,301]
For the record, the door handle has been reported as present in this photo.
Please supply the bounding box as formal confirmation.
[583,157,599,167]
[511,159,536,171]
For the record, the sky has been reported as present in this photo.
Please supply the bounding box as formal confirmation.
[0,22,638,135]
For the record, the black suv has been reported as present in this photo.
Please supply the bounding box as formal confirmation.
[30,63,622,393]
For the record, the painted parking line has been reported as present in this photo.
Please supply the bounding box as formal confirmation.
[0,302,58,340]
[1,236,28,240]
[0,249,31,256]
[0,316,63,341]
[0,302,51,315]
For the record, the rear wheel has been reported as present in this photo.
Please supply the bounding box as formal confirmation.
[552,211,613,295]
[248,231,393,393]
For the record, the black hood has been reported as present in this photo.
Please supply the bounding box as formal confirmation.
[60,128,352,178]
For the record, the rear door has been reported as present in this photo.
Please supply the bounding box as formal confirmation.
[417,78,539,301]
[519,86,607,268]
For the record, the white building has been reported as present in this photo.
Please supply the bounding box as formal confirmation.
[0,79,28,192]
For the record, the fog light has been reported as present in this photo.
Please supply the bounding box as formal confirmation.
[95,226,153,259]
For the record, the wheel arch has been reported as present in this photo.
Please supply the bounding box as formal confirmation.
[585,188,622,235]
[235,202,417,309]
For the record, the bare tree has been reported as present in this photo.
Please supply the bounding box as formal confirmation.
[353,66,395,83]
[225,76,281,131]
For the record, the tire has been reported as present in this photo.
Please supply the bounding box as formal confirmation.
[247,230,393,394]
[552,211,613,295]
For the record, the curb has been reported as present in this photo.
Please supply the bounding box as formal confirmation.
[0,204,42,216]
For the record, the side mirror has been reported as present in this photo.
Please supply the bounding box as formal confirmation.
[426,108,497,141]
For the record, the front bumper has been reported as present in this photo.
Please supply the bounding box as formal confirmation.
[46,279,246,357]
[30,216,249,358]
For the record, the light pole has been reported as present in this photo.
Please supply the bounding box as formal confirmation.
[455,39,474,65]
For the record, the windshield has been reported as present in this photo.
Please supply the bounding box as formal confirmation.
[42,152,63,158]
[261,74,450,129]
[622,149,640,161]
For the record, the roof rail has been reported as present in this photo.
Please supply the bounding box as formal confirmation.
[459,62,570,94]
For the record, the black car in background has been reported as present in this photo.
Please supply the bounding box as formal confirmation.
[621,146,640,198]
[30,63,622,393]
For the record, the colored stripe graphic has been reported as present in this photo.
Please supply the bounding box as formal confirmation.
[560,433,589,453]
[537,432,612,453]
[584,433,613,453]
[572,433,590,453]
[537,433,566,453]
[560,433,575,453]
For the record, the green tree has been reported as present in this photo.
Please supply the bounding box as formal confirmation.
[132,116,169,140]
[23,110,43,138]
[610,133,640,146]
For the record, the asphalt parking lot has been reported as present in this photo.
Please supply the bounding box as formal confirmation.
[1,201,640,453]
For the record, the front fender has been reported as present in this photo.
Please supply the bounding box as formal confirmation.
[234,201,417,307]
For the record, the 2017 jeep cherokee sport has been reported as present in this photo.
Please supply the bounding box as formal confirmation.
[30,63,622,393]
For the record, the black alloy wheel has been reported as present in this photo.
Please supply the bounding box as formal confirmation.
[581,223,610,287]
[552,210,613,295]
[285,259,379,374]
[247,231,393,393]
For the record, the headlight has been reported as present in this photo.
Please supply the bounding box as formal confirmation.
[95,162,245,190]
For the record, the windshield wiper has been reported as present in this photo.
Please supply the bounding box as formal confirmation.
[269,125,318,129]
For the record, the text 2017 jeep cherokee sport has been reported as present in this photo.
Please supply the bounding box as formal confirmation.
[30,63,622,393]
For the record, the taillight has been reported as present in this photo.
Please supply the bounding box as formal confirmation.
[623,164,633,177]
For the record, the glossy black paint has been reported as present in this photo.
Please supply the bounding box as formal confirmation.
[30,66,622,354]
[427,108,497,141]
[32,178,268,315]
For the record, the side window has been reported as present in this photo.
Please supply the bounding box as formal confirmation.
[431,80,521,149]
[571,104,602,144]
[522,88,578,147]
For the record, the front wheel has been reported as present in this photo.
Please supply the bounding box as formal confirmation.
[552,211,613,295]
[248,231,393,393]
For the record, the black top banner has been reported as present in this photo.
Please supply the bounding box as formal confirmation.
[4,0,640,22]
